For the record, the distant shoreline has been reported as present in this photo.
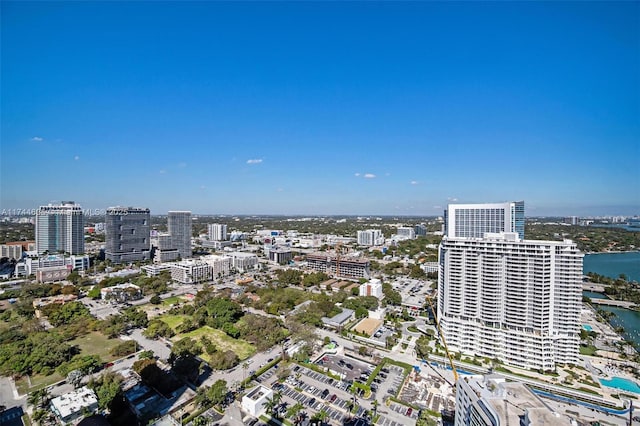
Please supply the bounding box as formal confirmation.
[585,250,640,255]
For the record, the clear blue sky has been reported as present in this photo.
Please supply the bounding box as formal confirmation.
[2,1,638,217]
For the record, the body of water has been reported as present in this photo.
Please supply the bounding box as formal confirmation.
[583,252,640,282]
[594,305,640,348]
[583,252,640,347]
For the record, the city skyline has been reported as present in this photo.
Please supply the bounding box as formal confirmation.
[1,2,638,217]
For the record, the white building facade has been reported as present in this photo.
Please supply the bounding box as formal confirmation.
[0,244,22,260]
[359,278,383,299]
[36,202,84,255]
[444,201,525,240]
[171,260,211,284]
[228,252,259,272]
[202,254,232,278]
[357,230,384,246]
[242,385,273,417]
[208,223,228,241]
[438,233,582,370]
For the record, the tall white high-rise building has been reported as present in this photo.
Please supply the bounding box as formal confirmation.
[168,211,192,259]
[444,201,525,240]
[36,202,84,255]
[208,223,228,241]
[438,232,583,370]
[357,229,384,246]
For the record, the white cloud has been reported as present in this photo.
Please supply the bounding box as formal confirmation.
[178,162,187,168]
[159,169,166,174]
[433,205,442,209]
[247,159,263,164]
[385,172,390,176]
[363,173,376,179]
[410,180,418,185]
[277,188,284,192]
[74,155,80,161]
[354,173,361,177]
[447,197,458,202]
[30,136,43,142]
[200,185,206,189]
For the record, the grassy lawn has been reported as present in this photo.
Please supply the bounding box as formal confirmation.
[175,326,256,360]
[16,371,64,395]
[579,345,598,356]
[69,332,124,362]
[162,296,182,306]
[159,314,188,330]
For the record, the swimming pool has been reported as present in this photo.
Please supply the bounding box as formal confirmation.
[583,324,593,331]
[600,376,640,393]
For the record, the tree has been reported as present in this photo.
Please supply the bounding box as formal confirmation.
[88,371,123,410]
[192,416,210,426]
[311,409,328,425]
[264,396,278,416]
[27,388,50,410]
[286,402,305,425]
[415,335,431,360]
[208,379,228,406]
[150,294,162,305]
[67,369,84,388]
[242,361,249,383]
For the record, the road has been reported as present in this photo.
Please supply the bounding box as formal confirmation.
[0,376,25,413]
[129,328,172,360]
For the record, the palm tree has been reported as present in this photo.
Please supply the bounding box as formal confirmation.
[242,361,249,383]
[264,396,278,417]
[311,409,329,425]
[372,399,379,419]
[27,388,50,410]
[286,402,304,425]
[273,389,283,405]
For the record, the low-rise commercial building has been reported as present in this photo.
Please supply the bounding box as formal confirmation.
[306,253,369,279]
[171,260,211,284]
[50,386,99,424]
[227,251,259,272]
[202,254,232,277]
[359,278,383,299]
[269,246,292,265]
[242,385,273,417]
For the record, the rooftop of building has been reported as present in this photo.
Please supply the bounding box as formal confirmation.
[245,385,271,401]
[322,308,355,326]
[464,376,572,426]
[51,386,98,419]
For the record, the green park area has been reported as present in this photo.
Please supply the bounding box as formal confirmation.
[159,314,188,329]
[69,331,124,362]
[175,326,256,361]
[15,332,123,395]
[161,296,183,307]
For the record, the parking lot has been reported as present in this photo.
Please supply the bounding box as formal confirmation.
[254,361,373,425]
[250,352,424,426]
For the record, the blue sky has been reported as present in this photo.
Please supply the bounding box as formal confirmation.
[1,2,638,217]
